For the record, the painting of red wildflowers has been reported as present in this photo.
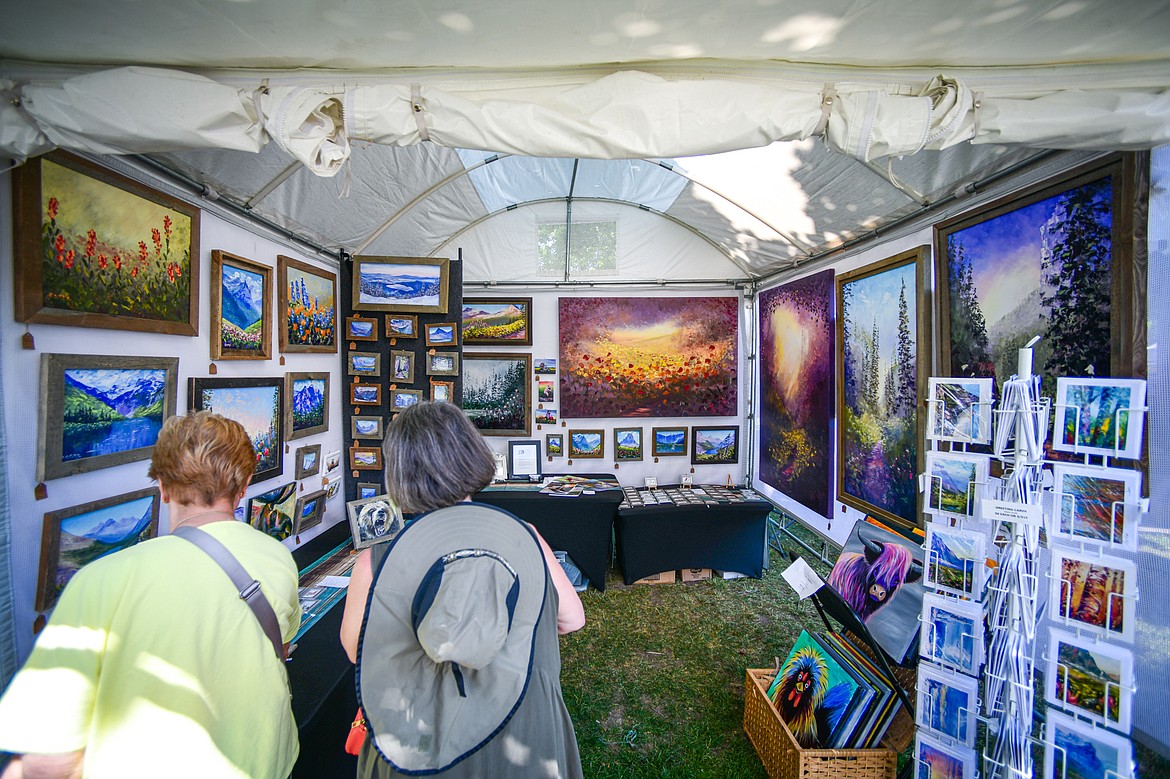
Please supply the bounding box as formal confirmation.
[559,297,738,418]
[14,151,199,335]
[278,255,337,353]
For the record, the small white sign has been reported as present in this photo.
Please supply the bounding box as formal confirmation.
[318,575,351,589]
[781,557,824,600]
[982,498,1044,526]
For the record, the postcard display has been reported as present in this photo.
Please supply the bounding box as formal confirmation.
[917,346,1147,779]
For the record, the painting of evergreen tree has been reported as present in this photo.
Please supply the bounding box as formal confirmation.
[189,377,284,484]
[758,269,834,517]
[837,249,927,528]
[462,353,532,435]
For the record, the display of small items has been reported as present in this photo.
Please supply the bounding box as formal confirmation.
[619,484,755,509]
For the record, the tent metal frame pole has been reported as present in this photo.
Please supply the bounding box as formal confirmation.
[465,278,747,289]
[563,159,579,282]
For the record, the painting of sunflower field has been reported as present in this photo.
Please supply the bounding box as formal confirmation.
[15,152,199,335]
[559,297,738,418]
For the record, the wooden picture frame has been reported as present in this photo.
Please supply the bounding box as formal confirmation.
[350,446,384,471]
[351,415,385,441]
[390,351,415,383]
[277,254,337,353]
[690,425,739,465]
[385,314,419,339]
[285,371,329,441]
[293,489,327,535]
[425,352,460,377]
[546,433,564,458]
[345,315,378,342]
[190,376,285,485]
[356,482,382,500]
[347,351,382,378]
[13,150,200,335]
[461,296,534,346]
[346,493,405,549]
[390,388,423,411]
[463,352,532,435]
[836,246,930,530]
[424,322,459,348]
[35,486,161,611]
[614,427,643,461]
[568,429,605,459]
[350,383,382,406]
[651,426,687,457]
[294,443,322,479]
[211,250,272,360]
[38,353,179,482]
[430,380,454,402]
[352,255,450,314]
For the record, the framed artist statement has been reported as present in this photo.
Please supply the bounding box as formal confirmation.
[352,256,449,314]
[462,297,533,346]
[285,372,329,441]
[277,255,337,353]
[189,377,284,484]
[463,352,531,435]
[13,150,200,335]
[38,353,179,482]
[935,154,1147,395]
[211,250,272,360]
[836,247,930,530]
[35,487,160,611]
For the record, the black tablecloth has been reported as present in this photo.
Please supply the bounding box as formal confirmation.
[474,474,622,592]
[616,496,772,584]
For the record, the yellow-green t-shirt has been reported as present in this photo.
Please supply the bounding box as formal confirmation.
[0,521,301,778]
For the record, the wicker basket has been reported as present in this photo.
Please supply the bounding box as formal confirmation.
[743,669,898,779]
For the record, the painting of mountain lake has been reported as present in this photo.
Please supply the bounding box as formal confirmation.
[1044,709,1133,779]
[559,296,738,418]
[758,270,835,517]
[462,297,533,346]
[190,377,283,484]
[926,378,993,445]
[36,487,160,610]
[463,353,531,435]
[247,482,297,541]
[1046,627,1133,731]
[924,451,988,518]
[569,430,604,458]
[924,523,985,598]
[353,256,449,313]
[614,428,643,461]
[652,427,687,456]
[837,248,928,529]
[691,426,739,465]
[39,354,178,481]
[278,255,337,353]
[285,372,328,440]
[1051,464,1141,550]
[1053,377,1146,460]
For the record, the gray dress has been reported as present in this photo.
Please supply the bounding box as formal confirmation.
[357,551,583,779]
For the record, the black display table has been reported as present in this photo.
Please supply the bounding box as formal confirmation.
[615,489,772,584]
[474,474,623,592]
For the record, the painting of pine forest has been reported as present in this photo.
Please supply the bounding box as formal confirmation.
[758,270,834,516]
[839,252,922,526]
[193,379,283,483]
[559,297,738,418]
[940,170,1117,394]
[463,354,530,435]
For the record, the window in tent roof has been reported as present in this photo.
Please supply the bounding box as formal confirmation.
[537,221,617,277]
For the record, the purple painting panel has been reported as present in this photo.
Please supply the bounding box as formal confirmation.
[757,270,835,517]
[559,297,738,418]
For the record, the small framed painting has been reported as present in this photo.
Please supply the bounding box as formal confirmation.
[925,377,993,445]
[546,434,564,458]
[293,489,327,535]
[691,425,739,465]
[247,482,297,541]
[13,150,200,335]
[390,351,415,383]
[614,427,643,461]
[352,256,449,313]
[1051,463,1142,550]
[924,522,986,599]
[534,358,557,375]
[35,487,160,611]
[535,408,558,426]
[430,381,454,402]
[915,662,979,747]
[190,376,284,485]
[357,482,382,500]
[350,446,384,471]
[923,451,989,519]
[351,415,385,441]
[211,250,272,360]
[461,297,533,346]
[37,353,179,481]
[426,352,460,377]
[425,322,459,348]
[919,592,984,676]
[385,314,418,339]
[538,381,555,404]
[1052,377,1146,460]
[568,430,604,459]
[351,383,382,406]
[285,371,329,441]
[915,731,977,779]
[390,388,423,411]
[1045,626,1134,733]
[346,493,406,550]
[347,351,381,377]
[294,444,322,479]
[277,255,337,353]
[324,474,342,501]
[652,427,688,457]
[345,315,378,341]
[1044,709,1134,779]
[1049,545,1136,643]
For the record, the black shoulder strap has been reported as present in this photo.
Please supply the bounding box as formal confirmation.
[173,526,286,661]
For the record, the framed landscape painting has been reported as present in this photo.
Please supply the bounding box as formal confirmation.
[13,150,200,335]
[385,314,418,338]
[293,489,327,535]
[351,415,385,441]
[426,352,460,377]
[691,425,739,465]
[535,408,557,426]
[247,482,297,541]
[285,372,329,441]
[390,351,415,383]
[652,427,687,457]
[936,154,1145,397]
[390,388,423,411]
[559,296,738,418]
[463,353,531,435]
[38,353,179,482]
[350,446,384,471]
[569,430,604,459]
[345,315,378,342]
[757,269,835,517]
[431,381,454,402]
[35,487,160,610]
[189,376,283,484]
[352,256,449,313]
[277,255,337,353]
[351,383,382,406]
[462,297,533,345]
[294,444,322,479]
[836,247,930,530]
[614,427,643,461]
[546,433,564,458]
[347,351,381,378]
[424,322,459,347]
[211,250,272,360]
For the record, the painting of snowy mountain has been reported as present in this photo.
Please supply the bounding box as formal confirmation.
[214,251,271,359]
[691,426,739,465]
[353,257,449,313]
[286,372,328,440]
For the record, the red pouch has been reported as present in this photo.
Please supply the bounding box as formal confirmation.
[345,707,366,756]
